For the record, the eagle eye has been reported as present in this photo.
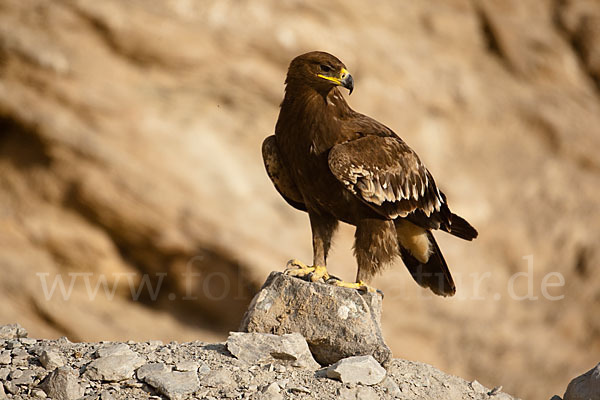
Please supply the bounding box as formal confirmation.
[319,64,333,73]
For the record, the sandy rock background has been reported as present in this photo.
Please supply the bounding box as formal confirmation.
[0,0,599,399]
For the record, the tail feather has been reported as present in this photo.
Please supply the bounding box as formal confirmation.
[399,231,456,296]
[443,213,478,241]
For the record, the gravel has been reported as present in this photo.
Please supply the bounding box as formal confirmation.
[0,324,520,399]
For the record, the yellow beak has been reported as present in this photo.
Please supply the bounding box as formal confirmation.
[318,68,354,94]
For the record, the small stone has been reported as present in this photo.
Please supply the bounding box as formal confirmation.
[6,340,21,349]
[12,357,29,367]
[84,350,144,382]
[174,360,198,372]
[11,369,36,385]
[327,355,386,386]
[3,381,18,395]
[57,337,71,345]
[20,338,36,346]
[137,363,170,380]
[39,366,85,400]
[96,344,131,358]
[0,367,10,380]
[204,369,235,387]
[198,363,211,375]
[275,379,288,388]
[262,382,280,394]
[147,341,163,351]
[338,386,356,400]
[356,386,378,400]
[31,389,47,399]
[563,362,600,400]
[12,348,28,358]
[123,379,143,388]
[40,350,65,370]
[0,324,28,339]
[381,377,401,398]
[226,332,320,369]
[0,351,11,365]
[259,382,283,400]
[0,383,6,400]
[9,369,23,379]
[141,369,200,400]
[289,386,310,394]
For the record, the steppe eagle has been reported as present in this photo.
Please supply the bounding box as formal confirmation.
[262,51,477,296]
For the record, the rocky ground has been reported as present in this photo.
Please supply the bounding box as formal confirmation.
[2,275,596,400]
[0,324,517,400]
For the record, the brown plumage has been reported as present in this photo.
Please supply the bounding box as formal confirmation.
[262,51,477,296]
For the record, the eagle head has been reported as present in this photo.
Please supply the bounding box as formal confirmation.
[286,51,354,95]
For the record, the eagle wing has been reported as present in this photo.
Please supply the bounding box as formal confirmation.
[262,135,307,212]
[329,134,477,240]
[328,135,446,222]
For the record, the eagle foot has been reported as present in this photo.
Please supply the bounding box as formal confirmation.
[284,259,330,282]
[326,277,384,298]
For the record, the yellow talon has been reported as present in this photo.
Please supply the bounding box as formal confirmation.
[309,265,330,282]
[284,259,330,282]
[329,279,383,297]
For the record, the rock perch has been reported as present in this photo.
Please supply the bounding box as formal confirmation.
[240,271,391,365]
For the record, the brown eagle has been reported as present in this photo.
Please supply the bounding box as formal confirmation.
[262,51,477,296]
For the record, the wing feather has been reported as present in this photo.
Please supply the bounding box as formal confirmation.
[328,136,446,223]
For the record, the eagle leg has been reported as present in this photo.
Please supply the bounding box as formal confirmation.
[284,259,331,282]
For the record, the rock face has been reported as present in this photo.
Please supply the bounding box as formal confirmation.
[0,326,518,400]
[240,272,391,365]
[563,363,600,400]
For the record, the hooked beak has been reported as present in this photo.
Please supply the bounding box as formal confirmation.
[318,67,354,95]
[340,69,354,95]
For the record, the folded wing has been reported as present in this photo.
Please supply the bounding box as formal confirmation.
[328,136,443,219]
[262,135,307,212]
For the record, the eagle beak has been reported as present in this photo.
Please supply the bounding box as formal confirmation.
[318,67,354,94]
[340,69,354,95]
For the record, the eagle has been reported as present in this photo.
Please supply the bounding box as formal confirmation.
[262,51,477,296]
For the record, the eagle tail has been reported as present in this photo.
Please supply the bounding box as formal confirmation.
[444,213,478,241]
[399,231,456,296]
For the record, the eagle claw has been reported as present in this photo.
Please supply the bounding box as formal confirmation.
[358,285,385,298]
[284,259,330,282]
[328,278,384,298]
